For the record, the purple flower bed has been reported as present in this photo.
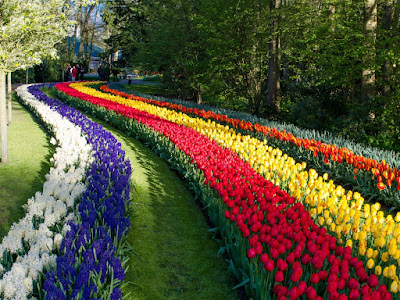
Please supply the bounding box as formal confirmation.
[27,84,131,299]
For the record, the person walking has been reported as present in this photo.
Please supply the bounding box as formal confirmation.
[65,65,71,81]
[67,65,72,81]
[80,65,85,80]
[72,66,78,82]
[76,65,81,81]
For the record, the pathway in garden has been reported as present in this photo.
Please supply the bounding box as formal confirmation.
[0,96,52,239]
[88,117,240,299]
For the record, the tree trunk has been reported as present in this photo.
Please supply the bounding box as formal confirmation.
[196,84,202,104]
[362,0,377,95]
[78,6,95,60]
[78,6,85,58]
[26,69,29,84]
[383,0,393,95]
[266,0,281,112]
[61,66,65,82]
[392,0,400,28]
[0,70,8,164]
[7,72,11,126]
[72,7,81,61]
[329,3,335,33]
[89,5,100,59]
[248,0,265,115]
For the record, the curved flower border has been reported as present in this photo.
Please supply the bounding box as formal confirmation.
[66,82,400,272]
[54,82,393,298]
[0,84,132,299]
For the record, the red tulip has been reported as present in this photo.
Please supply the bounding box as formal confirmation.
[275,271,285,282]
[260,253,269,264]
[327,281,337,293]
[318,270,328,281]
[360,284,371,296]
[367,274,379,288]
[349,289,360,300]
[306,286,317,299]
[328,292,339,300]
[288,286,299,300]
[264,259,275,271]
[247,248,256,259]
[347,278,360,290]
[290,267,302,283]
[224,210,231,219]
[310,273,320,284]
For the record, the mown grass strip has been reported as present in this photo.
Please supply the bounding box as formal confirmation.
[0,95,53,239]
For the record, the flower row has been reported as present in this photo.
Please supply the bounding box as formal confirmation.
[16,84,131,299]
[68,81,400,280]
[100,83,400,207]
[54,82,393,298]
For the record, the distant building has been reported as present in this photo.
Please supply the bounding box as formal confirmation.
[89,57,101,72]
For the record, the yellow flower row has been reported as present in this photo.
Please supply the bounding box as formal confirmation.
[69,81,400,285]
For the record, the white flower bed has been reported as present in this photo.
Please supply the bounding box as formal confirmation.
[0,84,94,299]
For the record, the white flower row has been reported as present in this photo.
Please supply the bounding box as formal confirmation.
[0,84,94,299]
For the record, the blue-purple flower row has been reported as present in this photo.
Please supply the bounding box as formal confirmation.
[27,84,131,300]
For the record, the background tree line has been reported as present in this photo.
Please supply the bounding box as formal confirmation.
[106,0,399,151]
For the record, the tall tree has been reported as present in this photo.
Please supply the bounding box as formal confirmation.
[0,0,85,164]
[266,0,281,113]
[362,0,377,94]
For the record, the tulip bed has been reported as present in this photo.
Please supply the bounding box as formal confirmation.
[7,84,132,299]
[51,81,399,299]
[100,83,400,208]
[69,82,400,280]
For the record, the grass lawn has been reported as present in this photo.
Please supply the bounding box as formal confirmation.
[122,82,173,98]
[0,94,52,239]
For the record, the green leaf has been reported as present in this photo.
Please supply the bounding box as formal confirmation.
[232,278,250,290]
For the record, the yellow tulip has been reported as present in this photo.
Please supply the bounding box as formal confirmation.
[366,248,374,258]
[390,281,399,293]
[382,252,390,262]
[366,258,375,269]
[395,212,400,222]
[389,243,398,256]
[375,265,382,275]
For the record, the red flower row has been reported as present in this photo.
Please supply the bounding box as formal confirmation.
[56,82,392,299]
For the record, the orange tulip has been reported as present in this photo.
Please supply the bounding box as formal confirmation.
[377,182,386,191]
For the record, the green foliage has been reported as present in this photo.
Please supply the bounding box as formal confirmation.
[11,69,35,84]
[103,0,400,152]
[34,60,63,83]
[122,83,172,98]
